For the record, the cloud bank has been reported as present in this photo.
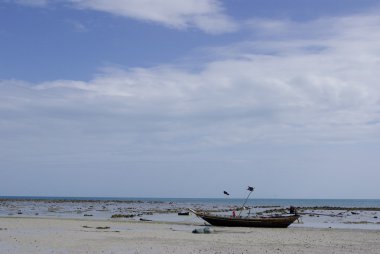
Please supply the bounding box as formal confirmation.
[2,12,380,158]
[9,0,238,34]
[70,0,237,33]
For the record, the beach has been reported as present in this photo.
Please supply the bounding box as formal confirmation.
[1,198,380,253]
[1,217,380,254]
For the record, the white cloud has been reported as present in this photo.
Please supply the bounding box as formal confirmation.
[10,0,238,34]
[1,12,380,156]
[68,0,237,33]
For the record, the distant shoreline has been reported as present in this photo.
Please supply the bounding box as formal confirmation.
[2,196,380,200]
[1,196,380,208]
[2,197,380,211]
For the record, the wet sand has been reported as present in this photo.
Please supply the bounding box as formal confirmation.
[1,217,379,254]
[2,199,380,230]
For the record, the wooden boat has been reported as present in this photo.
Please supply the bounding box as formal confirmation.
[190,186,299,228]
[190,209,299,228]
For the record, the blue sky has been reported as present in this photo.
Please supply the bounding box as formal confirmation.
[1,0,380,198]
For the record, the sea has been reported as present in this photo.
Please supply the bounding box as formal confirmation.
[2,196,380,208]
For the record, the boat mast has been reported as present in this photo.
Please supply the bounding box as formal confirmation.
[238,186,254,217]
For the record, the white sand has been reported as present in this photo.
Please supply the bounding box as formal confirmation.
[1,217,380,253]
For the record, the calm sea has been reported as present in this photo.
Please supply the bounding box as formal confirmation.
[1,196,380,208]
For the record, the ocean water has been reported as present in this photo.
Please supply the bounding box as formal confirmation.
[2,196,380,208]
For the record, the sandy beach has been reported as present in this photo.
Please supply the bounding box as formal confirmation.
[1,217,379,254]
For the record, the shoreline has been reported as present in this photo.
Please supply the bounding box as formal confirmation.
[2,215,380,231]
[2,198,380,230]
[1,217,380,254]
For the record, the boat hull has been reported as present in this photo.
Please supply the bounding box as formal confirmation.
[198,213,300,228]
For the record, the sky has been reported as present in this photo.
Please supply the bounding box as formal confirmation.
[1,0,380,199]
